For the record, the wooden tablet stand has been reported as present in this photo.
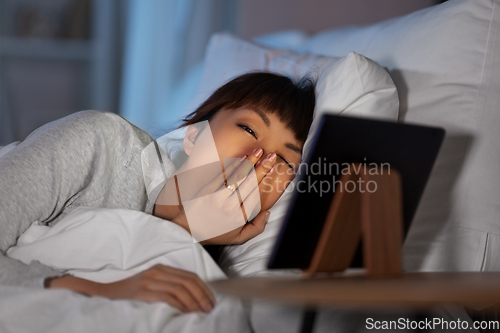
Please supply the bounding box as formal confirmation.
[304,163,403,277]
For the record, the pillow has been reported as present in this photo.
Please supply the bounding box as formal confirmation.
[157,31,309,132]
[184,33,398,124]
[188,33,399,277]
[252,29,308,50]
[290,0,500,272]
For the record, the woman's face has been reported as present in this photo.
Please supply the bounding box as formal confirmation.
[207,106,302,212]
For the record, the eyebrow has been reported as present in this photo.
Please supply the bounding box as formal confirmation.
[285,142,302,154]
[250,108,271,127]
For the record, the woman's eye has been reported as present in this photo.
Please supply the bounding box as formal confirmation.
[238,124,257,138]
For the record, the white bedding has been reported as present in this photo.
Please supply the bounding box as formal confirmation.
[4,207,251,333]
[1,0,489,328]
[2,206,477,333]
[7,207,225,284]
[0,285,248,333]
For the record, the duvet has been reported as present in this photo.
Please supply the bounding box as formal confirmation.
[2,207,476,333]
[3,207,251,333]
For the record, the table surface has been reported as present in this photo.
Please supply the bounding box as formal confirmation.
[210,271,500,309]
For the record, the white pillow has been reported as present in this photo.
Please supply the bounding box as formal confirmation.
[190,33,399,277]
[292,0,500,272]
[185,33,398,124]
[252,29,308,50]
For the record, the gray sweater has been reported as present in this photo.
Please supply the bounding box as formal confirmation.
[0,110,163,288]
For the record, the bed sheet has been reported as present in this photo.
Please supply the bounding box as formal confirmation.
[4,207,251,333]
[0,284,248,333]
[3,207,478,333]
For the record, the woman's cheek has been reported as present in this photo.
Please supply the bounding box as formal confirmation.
[258,174,291,211]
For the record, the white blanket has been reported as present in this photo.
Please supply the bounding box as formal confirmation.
[8,207,226,283]
[3,207,478,333]
[4,207,251,333]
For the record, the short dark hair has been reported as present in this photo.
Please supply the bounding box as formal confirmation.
[181,72,316,143]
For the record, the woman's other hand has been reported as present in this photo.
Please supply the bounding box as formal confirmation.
[172,148,275,245]
[46,264,216,313]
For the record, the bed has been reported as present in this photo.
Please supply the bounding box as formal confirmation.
[1,0,499,332]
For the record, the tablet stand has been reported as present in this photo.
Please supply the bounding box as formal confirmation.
[304,163,403,277]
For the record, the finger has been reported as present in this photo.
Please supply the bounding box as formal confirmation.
[233,210,270,244]
[237,159,275,205]
[199,155,247,196]
[227,152,275,203]
[166,275,214,313]
[154,265,216,308]
[132,288,188,311]
[167,283,203,312]
[224,148,264,190]
[161,293,191,313]
[148,280,204,312]
[254,152,277,184]
[239,182,262,221]
[156,265,215,304]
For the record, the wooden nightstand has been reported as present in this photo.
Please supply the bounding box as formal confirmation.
[211,271,500,333]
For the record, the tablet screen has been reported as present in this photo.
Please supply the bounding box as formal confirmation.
[267,114,445,269]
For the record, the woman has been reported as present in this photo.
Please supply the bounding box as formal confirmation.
[0,72,315,314]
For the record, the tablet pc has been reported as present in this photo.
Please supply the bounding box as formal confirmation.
[267,114,445,269]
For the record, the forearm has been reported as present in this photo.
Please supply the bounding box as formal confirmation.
[46,275,103,296]
[46,265,216,313]
[47,275,132,299]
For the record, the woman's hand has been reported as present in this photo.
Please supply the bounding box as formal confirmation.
[171,148,276,245]
[46,264,216,313]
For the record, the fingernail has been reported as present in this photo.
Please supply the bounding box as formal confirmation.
[239,154,248,161]
[267,153,276,162]
[253,148,263,157]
